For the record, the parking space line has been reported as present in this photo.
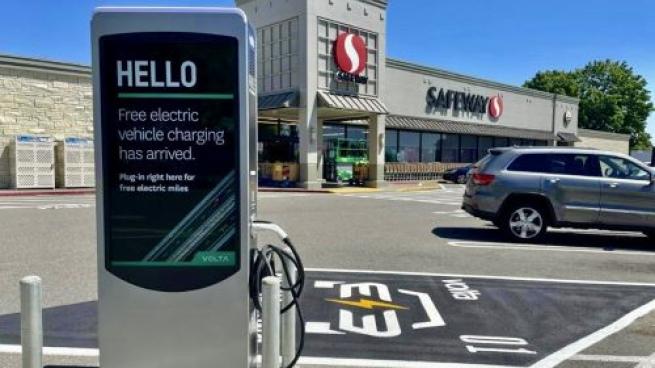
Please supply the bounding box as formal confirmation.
[0,344,99,357]
[528,299,655,368]
[0,345,509,368]
[570,354,647,363]
[548,228,642,237]
[636,353,655,368]
[2,269,653,367]
[447,241,655,257]
[306,268,655,287]
[299,357,508,367]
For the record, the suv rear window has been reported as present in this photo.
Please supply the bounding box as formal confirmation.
[508,153,600,176]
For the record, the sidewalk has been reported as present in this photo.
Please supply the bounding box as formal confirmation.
[261,181,444,194]
[0,181,446,197]
[0,188,95,197]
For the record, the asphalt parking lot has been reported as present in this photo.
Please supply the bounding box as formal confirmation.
[0,185,654,367]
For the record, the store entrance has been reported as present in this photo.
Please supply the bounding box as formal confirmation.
[258,121,299,187]
[323,122,369,186]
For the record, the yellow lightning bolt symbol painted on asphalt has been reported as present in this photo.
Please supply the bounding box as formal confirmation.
[325,298,408,310]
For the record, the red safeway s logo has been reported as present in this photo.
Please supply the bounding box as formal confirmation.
[488,95,503,119]
[334,33,368,76]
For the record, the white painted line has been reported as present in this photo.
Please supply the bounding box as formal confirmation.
[636,352,655,368]
[548,228,642,236]
[528,299,655,368]
[305,268,655,287]
[299,356,510,368]
[448,241,655,257]
[306,322,346,335]
[398,289,445,329]
[571,354,647,363]
[0,344,99,357]
[0,344,514,367]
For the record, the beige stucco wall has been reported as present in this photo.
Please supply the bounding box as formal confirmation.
[383,60,579,137]
[0,63,92,188]
[577,129,630,154]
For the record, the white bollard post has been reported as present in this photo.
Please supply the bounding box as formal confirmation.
[280,249,297,367]
[262,276,280,368]
[20,276,43,368]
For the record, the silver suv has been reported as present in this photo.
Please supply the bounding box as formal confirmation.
[462,147,655,242]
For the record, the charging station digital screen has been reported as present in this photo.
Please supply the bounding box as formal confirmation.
[99,32,241,292]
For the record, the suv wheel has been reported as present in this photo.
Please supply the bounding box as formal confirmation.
[501,205,548,242]
[456,174,467,184]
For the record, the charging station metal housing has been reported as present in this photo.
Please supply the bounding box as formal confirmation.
[92,8,257,368]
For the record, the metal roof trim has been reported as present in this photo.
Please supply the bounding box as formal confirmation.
[557,132,582,143]
[317,91,389,114]
[386,115,557,141]
[258,91,299,110]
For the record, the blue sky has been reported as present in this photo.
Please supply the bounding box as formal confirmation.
[1,0,653,142]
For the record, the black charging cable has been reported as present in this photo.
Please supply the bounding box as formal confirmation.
[249,221,306,368]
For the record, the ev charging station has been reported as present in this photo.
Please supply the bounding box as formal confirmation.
[92,8,259,368]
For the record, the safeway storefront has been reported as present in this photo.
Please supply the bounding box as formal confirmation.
[0,0,630,190]
[238,0,589,189]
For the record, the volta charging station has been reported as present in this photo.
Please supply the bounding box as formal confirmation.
[92,8,304,368]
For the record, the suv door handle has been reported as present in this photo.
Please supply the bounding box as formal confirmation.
[607,182,619,188]
[549,178,560,184]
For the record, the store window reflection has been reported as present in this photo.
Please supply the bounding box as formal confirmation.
[460,135,478,163]
[258,122,299,163]
[420,133,441,162]
[398,131,420,162]
[385,129,399,162]
[478,136,494,160]
[442,134,459,163]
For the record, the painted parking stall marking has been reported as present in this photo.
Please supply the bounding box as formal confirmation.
[300,270,655,367]
[448,239,655,257]
[1,270,654,367]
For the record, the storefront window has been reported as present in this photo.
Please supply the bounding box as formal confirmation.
[509,138,522,147]
[442,134,460,163]
[323,124,346,143]
[348,126,368,141]
[478,136,494,160]
[420,133,441,162]
[385,129,399,162]
[259,123,278,140]
[258,122,299,163]
[398,131,420,162]
[460,135,478,163]
[494,137,510,148]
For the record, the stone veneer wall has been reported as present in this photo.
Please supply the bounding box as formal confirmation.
[0,56,92,188]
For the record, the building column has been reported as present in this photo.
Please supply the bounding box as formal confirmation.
[297,98,321,189]
[317,118,324,185]
[366,114,387,188]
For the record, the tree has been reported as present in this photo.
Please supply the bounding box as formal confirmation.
[523,70,579,97]
[524,60,654,149]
